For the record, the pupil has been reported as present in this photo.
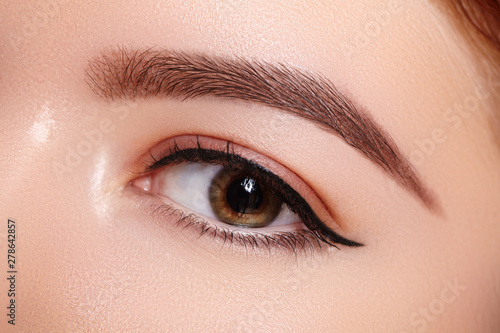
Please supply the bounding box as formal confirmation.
[226,177,262,214]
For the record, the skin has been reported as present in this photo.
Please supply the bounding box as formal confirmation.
[1,0,499,332]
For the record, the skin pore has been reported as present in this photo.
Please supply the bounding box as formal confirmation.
[1,0,499,332]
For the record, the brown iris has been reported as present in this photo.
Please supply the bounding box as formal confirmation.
[209,168,282,227]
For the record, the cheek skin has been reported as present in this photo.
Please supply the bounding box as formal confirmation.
[1,0,500,332]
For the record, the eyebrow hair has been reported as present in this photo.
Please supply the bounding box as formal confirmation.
[86,48,439,211]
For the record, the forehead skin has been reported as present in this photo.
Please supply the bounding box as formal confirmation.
[1,0,500,332]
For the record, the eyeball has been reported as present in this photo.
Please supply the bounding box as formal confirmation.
[146,162,298,229]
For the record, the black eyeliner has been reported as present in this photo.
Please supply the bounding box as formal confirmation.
[146,138,363,248]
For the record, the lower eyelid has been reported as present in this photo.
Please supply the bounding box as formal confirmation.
[142,188,305,234]
[137,196,327,254]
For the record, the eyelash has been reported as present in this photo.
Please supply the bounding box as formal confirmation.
[138,137,362,253]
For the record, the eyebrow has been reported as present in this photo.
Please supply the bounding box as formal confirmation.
[86,48,439,212]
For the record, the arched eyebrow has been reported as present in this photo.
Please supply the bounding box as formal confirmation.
[86,48,439,212]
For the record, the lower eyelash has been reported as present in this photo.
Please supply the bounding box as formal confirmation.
[152,203,330,254]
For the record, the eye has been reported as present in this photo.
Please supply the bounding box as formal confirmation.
[142,162,297,228]
[131,136,362,251]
